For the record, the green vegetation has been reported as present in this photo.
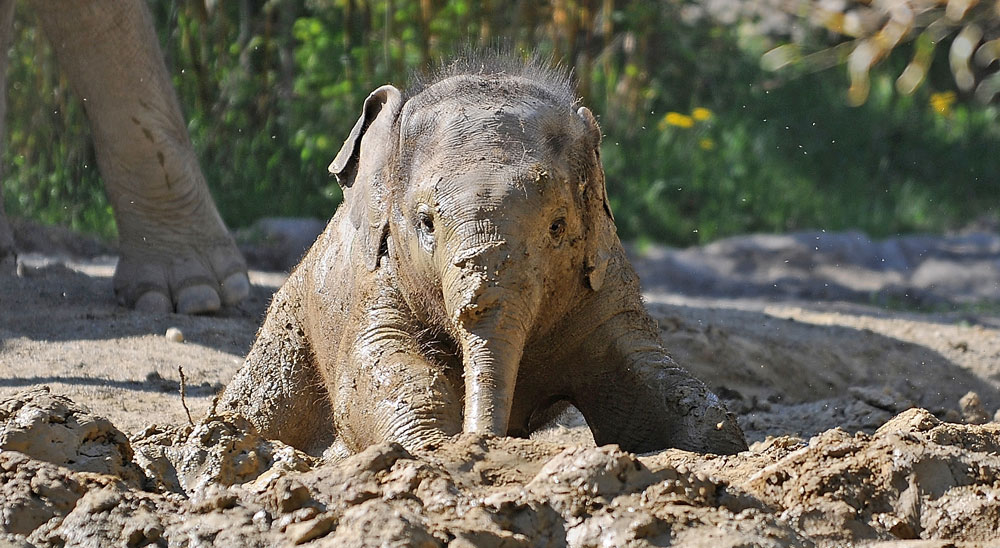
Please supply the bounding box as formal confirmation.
[3,1,998,246]
[606,69,1000,244]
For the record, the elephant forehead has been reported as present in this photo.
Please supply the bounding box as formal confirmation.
[406,101,575,151]
[416,163,574,216]
[401,122,579,197]
[400,94,586,174]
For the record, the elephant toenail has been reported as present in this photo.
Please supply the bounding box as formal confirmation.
[177,285,221,315]
[134,291,172,314]
[220,272,251,305]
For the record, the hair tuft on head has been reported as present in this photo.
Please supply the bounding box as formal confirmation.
[404,47,577,107]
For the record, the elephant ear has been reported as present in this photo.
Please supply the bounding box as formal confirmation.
[577,107,613,223]
[577,106,613,292]
[329,85,403,271]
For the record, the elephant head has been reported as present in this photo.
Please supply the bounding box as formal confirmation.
[330,67,616,436]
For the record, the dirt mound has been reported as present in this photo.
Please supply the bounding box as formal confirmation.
[2,389,999,546]
[648,300,1000,442]
[738,408,1000,543]
[0,387,143,487]
[632,230,1000,306]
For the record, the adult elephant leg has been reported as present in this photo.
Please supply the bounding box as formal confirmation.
[572,309,748,455]
[0,0,15,270]
[30,0,248,313]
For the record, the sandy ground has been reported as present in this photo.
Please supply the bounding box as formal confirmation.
[2,220,999,547]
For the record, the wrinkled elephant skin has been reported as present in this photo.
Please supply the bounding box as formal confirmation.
[219,58,748,456]
[0,0,248,314]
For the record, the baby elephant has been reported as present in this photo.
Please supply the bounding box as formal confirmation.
[219,58,747,457]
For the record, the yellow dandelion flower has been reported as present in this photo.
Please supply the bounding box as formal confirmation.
[663,112,694,129]
[929,91,956,116]
[698,137,716,150]
[692,107,713,121]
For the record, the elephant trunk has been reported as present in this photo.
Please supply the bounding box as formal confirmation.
[460,327,526,434]
[443,256,537,436]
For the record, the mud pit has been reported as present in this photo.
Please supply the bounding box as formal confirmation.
[2,220,1000,546]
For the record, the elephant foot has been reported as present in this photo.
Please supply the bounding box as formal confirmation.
[114,230,249,315]
[576,347,749,455]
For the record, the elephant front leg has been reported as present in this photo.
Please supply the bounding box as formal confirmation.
[217,292,334,455]
[572,310,748,455]
[333,334,463,454]
[30,0,248,314]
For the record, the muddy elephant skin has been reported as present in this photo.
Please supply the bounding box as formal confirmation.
[220,57,747,457]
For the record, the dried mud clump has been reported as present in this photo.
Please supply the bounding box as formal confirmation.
[0,387,144,487]
[735,408,1000,544]
[131,413,314,495]
[2,389,1000,547]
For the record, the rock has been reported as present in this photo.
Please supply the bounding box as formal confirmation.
[41,486,168,548]
[525,445,656,510]
[165,327,184,342]
[959,391,989,425]
[0,451,89,536]
[284,512,335,545]
[874,407,941,435]
[328,499,439,547]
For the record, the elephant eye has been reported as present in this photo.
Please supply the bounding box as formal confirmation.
[416,206,436,252]
[549,218,566,241]
[418,212,435,234]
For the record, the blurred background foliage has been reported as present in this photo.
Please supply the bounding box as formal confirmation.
[2,0,998,246]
